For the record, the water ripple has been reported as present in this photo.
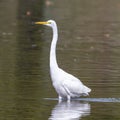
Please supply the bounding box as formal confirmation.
[44,98,120,103]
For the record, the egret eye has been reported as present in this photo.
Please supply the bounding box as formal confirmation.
[48,22,51,24]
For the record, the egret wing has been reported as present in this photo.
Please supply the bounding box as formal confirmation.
[62,72,91,97]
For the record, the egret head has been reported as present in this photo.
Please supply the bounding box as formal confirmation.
[35,20,56,28]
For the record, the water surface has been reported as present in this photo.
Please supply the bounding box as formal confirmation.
[0,0,120,119]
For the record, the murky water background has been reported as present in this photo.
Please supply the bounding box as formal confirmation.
[0,0,120,120]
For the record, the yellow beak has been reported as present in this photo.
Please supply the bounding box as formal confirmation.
[35,21,49,25]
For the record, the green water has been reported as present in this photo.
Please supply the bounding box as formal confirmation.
[0,0,120,119]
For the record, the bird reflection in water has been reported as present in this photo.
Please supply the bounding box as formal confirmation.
[49,101,90,120]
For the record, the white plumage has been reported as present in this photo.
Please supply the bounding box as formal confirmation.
[35,20,91,101]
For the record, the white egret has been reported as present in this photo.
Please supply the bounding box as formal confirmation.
[35,20,91,101]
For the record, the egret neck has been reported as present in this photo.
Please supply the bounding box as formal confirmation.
[50,22,59,71]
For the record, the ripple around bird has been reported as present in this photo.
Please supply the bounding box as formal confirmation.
[44,97,120,102]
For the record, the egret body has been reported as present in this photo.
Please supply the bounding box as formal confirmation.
[35,20,91,101]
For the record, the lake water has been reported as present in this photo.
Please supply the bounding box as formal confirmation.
[0,0,120,120]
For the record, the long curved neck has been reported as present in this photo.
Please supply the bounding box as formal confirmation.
[50,23,59,70]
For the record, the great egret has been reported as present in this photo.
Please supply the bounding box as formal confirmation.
[35,20,91,101]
